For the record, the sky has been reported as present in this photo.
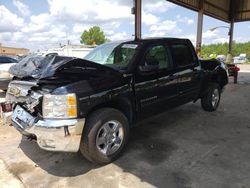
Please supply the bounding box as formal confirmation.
[0,0,250,52]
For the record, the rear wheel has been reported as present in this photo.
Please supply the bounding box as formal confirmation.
[201,83,221,112]
[79,108,129,165]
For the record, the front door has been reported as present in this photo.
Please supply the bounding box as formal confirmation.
[134,43,179,119]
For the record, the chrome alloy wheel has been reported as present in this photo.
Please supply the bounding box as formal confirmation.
[96,120,124,156]
[212,88,220,108]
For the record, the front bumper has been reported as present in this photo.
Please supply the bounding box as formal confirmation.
[12,118,85,152]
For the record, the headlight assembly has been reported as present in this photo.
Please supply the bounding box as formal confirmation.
[43,93,77,119]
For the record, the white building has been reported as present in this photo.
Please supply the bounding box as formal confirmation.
[43,45,95,58]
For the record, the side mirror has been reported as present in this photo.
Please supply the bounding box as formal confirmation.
[139,58,159,72]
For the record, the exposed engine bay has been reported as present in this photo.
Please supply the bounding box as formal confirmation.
[6,80,44,114]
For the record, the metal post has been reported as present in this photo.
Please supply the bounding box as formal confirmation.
[133,0,141,40]
[228,19,234,54]
[196,0,204,56]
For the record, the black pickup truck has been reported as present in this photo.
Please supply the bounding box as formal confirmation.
[6,38,228,164]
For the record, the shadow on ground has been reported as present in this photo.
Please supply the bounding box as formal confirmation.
[19,138,97,177]
[114,105,200,188]
[237,72,250,84]
[19,103,200,187]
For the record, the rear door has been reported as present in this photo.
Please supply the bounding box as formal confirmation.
[134,42,179,118]
[170,41,202,104]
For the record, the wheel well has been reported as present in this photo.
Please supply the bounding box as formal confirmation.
[86,99,134,125]
[200,74,227,99]
[211,74,227,89]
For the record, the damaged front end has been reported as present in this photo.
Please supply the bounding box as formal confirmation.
[6,80,42,113]
[6,55,87,152]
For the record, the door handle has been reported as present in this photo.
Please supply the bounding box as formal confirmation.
[168,74,177,81]
[191,67,199,72]
[193,69,198,72]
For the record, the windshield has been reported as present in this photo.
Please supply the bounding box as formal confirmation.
[84,42,138,70]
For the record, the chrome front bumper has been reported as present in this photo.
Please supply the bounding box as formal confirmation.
[12,118,85,152]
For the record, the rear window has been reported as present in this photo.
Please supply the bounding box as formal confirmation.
[171,44,194,67]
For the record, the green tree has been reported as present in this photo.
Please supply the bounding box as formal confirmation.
[201,41,250,59]
[80,26,108,45]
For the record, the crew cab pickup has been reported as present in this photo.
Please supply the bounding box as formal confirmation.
[6,38,228,164]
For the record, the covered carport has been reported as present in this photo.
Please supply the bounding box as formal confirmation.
[133,0,250,56]
[1,1,250,187]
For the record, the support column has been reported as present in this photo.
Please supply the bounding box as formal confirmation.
[196,0,204,56]
[132,0,141,40]
[228,19,234,54]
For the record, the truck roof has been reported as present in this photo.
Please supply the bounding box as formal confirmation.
[109,38,191,44]
[137,37,190,42]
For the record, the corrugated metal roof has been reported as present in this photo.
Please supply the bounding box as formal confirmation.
[167,0,250,22]
[235,0,250,21]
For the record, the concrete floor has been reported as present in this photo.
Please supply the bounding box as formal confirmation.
[1,66,250,188]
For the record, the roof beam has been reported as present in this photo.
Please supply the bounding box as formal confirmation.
[132,0,142,40]
[196,0,204,55]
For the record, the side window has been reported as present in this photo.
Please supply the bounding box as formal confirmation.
[171,44,194,67]
[145,45,170,69]
[106,46,136,67]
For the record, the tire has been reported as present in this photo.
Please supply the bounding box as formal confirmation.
[201,83,221,112]
[79,108,130,165]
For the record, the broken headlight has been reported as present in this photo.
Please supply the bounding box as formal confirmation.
[43,93,77,119]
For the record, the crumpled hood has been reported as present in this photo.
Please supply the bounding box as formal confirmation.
[9,55,121,79]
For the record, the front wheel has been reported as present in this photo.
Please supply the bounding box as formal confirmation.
[201,83,221,112]
[79,108,129,165]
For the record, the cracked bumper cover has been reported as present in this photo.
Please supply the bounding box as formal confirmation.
[12,118,85,152]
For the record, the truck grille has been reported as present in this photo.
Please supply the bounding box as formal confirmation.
[6,80,43,115]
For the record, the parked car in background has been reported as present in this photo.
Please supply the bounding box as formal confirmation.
[0,56,18,90]
[234,54,248,64]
